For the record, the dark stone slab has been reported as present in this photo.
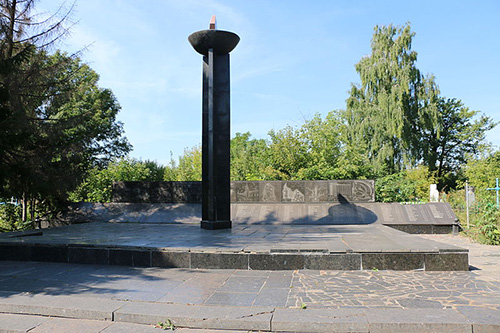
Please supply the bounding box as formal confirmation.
[306,204,330,222]
[191,252,248,269]
[387,225,435,234]
[374,203,407,224]
[328,180,375,202]
[249,254,304,270]
[327,203,378,225]
[304,254,361,270]
[112,181,202,203]
[427,203,457,225]
[425,252,469,271]
[433,225,457,234]
[150,181,172,202]
[152,251,190,268]
[115,181,152,203]
[231,204,259,224]
[200,220,232,230]
[5,230,43,238]
[351,203,379,224]
[112,180,376,204]
[362,253,425,270]
[282,204,308,223]
[171,182,202,203]
[231,181,259,202]
[31,246,68,263]
[111,181,133,203]
[329,180,353,201]
[388,224,457,234]
[256,204,281,223]
[352,180,375,202]
[282,182,305,202]
[305,181,329,202]
[328,204,360,224]
[0,245,31,261]
[109,249,151,267]
[68,248,108,265]
[402,204,434,224]
[258,182,281,203]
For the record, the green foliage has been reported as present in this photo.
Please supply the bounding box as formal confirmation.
[268,126,308,180]
[69,158,156,202]
[464,151,500,195]
[422,98,496,183]
[0,204,21,231]
[375,172,417,202]
[0,2,130,224]
[405,165,436,201]
[345,23,439,175]
[458,199,500,245]
[375,166,436,202]
[476,204,500,245]
[155,319,175,330]
[164,146,202,181]
[231,132,271,180]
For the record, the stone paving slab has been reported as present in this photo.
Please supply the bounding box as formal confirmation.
[28,316,112,333]
[0,293,124,320]
[272,308,369,332]
[114,302,273,331]
[365,308,471,333]
[0,313,50,332]
[456,306,500,333]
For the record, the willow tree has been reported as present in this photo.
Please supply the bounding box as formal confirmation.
[344,23,439,176]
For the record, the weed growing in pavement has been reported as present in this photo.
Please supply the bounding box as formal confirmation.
[155,319,175,330]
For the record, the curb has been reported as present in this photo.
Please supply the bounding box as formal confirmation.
[0,295,499,332]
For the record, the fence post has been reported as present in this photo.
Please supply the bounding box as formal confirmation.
[465,181,470,229]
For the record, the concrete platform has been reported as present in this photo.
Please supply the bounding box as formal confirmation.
[0,222,468,271]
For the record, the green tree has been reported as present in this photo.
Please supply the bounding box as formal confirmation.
[0,1,130,225]
[267,125,309,180]
[5,51,130,222]
[163,146,202,181]
[464,150,500,195]
[69,158,154,203]
[375,172,417,202]
[230,132,270,180]
[295,113,342,180]
[344,23,439,176]
[422,98,496,183]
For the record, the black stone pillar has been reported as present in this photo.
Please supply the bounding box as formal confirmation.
[188,18,239,230]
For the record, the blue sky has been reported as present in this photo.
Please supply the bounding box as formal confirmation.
[40,0,500,165]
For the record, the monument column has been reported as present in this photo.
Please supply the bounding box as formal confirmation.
[188,16,239,230]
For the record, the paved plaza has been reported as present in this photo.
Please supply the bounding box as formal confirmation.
[0,233,499,332]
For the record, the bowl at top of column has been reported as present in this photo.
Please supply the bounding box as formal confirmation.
[188,30,240,56]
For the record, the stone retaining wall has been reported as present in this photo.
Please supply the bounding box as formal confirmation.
[111,180,375,203]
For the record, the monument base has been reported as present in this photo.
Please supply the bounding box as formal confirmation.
[201,220,232,230]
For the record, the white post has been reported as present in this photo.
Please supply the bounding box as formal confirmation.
[465,181,470,229]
